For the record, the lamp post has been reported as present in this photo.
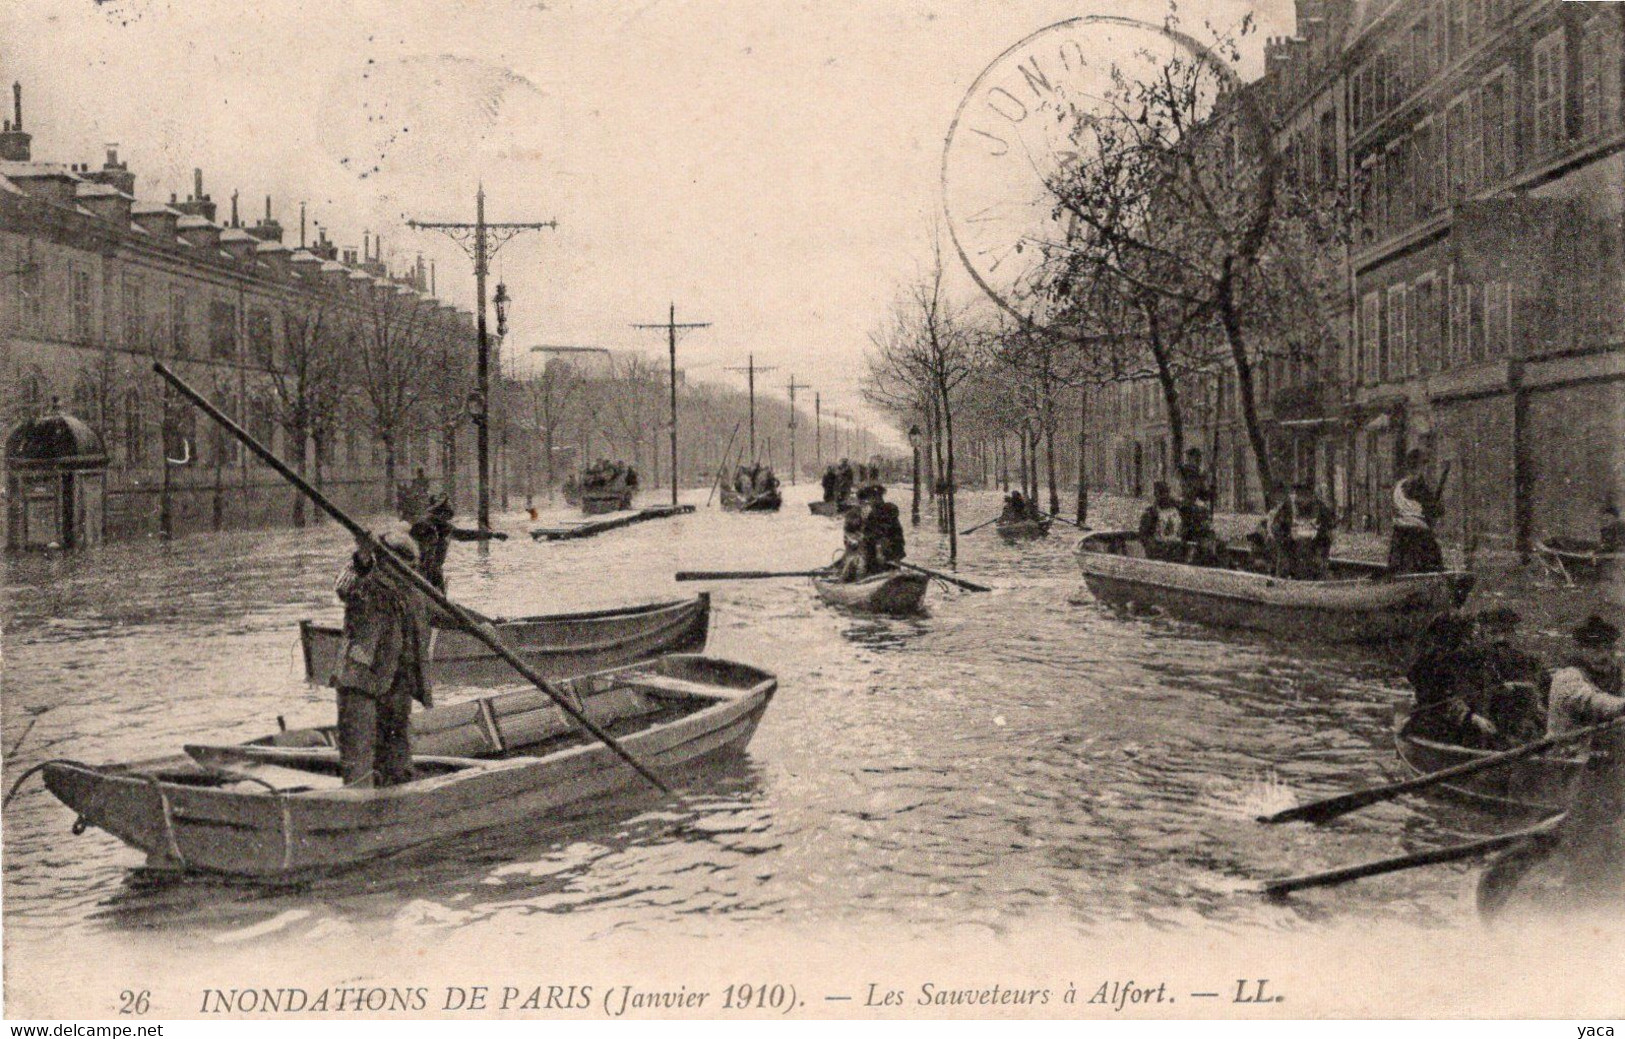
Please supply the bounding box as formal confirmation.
[492,283,511,512]
[909,424,922,527]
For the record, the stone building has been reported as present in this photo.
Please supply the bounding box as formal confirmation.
[1,76,478,546]
[1082,0,1623,554]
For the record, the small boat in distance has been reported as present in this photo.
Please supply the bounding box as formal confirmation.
[300,595,710,687]
[812,568,929,616]
[1077,530,1472,644]
[1536,537,1623,584]
[995,516,1052,539]
[1393,706,1581,818]
[41,655,776,878]
[809,500,850,517]
[721,486,782,512]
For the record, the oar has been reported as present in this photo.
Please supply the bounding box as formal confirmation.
[1261,817,1563,898]
[897,561,990,592]
[676,569,832,581]
[1258,716,1625,826]
[959,516,1003,536]
[153,361,670,795]
[1037,510,1085,529]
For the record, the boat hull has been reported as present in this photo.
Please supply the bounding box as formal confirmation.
[721,488,782,512]
[808,501,847,517]
[301,595,710,687]
[1536,539,1623,584]
[582,490,635,515]
[1393,707,1581,817]
[812,569,929,615]
[1077,531,1472,643]
[42,656,775,878]
[996,518,1052,539]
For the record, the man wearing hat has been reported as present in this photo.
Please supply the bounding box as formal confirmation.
[862,482,906,569]
[1463,608,1549,747]
[1547,614,1625,737]
[409,494,508,597]
[333,534,433,787]
[1267,478,1336,579]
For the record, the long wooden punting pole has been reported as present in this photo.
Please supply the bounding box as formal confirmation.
[706,421,741,509]
[1258,715,1625,826]
[153,362,669,794]
[897,561,990,592]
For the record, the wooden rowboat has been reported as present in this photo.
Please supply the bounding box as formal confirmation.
[1394,705,1581,817]
[1076,530,1473,643]
[41,655,775,878]
[1536,537,1623,584]
[808,500,849,517]
[721,487,782,512]
[300,595,710,687]
[812,568,929,615]
[995,516,1052,539]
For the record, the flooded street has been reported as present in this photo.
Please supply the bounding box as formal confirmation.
[4,485,1490,955]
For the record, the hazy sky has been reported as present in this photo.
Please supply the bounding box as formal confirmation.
[4,0,1293,439]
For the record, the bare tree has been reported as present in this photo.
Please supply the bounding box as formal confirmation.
[351,287,432,503]
[267,296,348,525]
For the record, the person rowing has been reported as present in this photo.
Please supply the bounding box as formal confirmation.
[1389,448,1446,575]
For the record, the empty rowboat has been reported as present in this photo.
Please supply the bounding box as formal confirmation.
[812,568,929,615]
[1077,531,1472,643]
[41,655,776,878]
[300,594,710,687]
[1394,706,1581,817]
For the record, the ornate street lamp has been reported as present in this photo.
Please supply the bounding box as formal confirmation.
[491,282,511,509]
[908,423,922,527]
[493,282,510,338]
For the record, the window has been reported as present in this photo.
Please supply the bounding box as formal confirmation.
[1580,16,1622,139]
[123,276,144,352]
[1447,267,1471,367]
[1463,88,1483,193]
[247,397,276,457]
[1532,30,1567,160]
[1448,0,1467,60]
[170,291,189,357]
[1410,15,1432,90]
[1389,137,1411,230]
[1415,274,1440,374]
[1318,109,1337,184]
[1482,70,1511,183]
[209,300,237,360]
[1485,280,1512,358]
[209,393,240,465]
[1386,284,1408,382]
[123,390,145,465]
[1361,292,1381,384]
[12,243,41,332]
[72,268,92,342]
[1468,279,1486,362]
[248,307,275,368]
[1446,96,1467,200]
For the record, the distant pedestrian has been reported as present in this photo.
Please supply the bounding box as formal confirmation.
[409,495,508,596]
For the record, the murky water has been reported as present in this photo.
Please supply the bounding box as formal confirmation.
[4,485,1493,950]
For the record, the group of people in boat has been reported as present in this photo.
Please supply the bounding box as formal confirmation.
[999,491,1046,524]
[733,462,781,497]
[820,459,878,508]
[1408,609,1623,751]
[835,482,906,581]
[334,496,507,788]
[1136,448,1219,565]
[582,459,638,491]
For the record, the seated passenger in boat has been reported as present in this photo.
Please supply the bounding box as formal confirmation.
[1547,615,1625,737]
[1001,491,1028,522]
[837,501,872,581]
[1407,612,1500,749]
[1462,607,1550,748]
[1137,482,1186,562]
[1389,450,1446,575]
[1267,479,1336,579]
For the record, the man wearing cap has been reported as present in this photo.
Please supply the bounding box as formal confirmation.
[409,495,508,597]
[333,535,433,787]
[1547,615,1625,737]
[863,483,906,569]
[1464,608,1549,748]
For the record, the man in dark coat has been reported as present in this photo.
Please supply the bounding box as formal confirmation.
[863,484,906,567]
[409,495,508,596]
[1389,449,1446,575]
[1466,607,1550,747]
[333,535,433,787]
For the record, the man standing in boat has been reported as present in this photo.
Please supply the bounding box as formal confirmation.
[1267,478,1336,579]
[1388,449,1446,575]
[863,483,906,568]
[409,495,509,596]
[334,534,433,787]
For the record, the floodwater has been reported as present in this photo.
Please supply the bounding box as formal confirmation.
[3,485,1499,955]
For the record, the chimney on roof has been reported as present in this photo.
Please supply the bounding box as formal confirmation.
[363,231,370,260]
[248,194,284,243]
[82,142,137,195]
[173,167,218,222]
[430,259,436,296]
[230,189,240,227]
[299,202,307,248]
[0,81,30,161]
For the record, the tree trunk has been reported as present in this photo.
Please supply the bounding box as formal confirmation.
[441,426,457,507]
[383,435,398,515]
[1018,426,1030,502]
[1045,411,1060,518]
[292,430,308,528]
[999,435,1009,491]
[942,388,959,565]
[1076,389,1089,527]
[1218,274,1274,508]
[312,432,327,524]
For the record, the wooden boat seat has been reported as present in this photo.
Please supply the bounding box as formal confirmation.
[615,671,730,701]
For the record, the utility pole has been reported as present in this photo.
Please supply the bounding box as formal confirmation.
[814,392,822,470]
[785,376,811,485]
[407,186,556,531]
[632,303,710,506]
[723,354,777,464]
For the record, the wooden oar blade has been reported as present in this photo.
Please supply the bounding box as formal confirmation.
[897,562,991,592]
[676,570,828,581]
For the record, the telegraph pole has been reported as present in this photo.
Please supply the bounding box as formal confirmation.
[814,392,822,470]
[407,186,556,531]
[632,303,710,506]
[723,354,777,464]
[785,376,811,485]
